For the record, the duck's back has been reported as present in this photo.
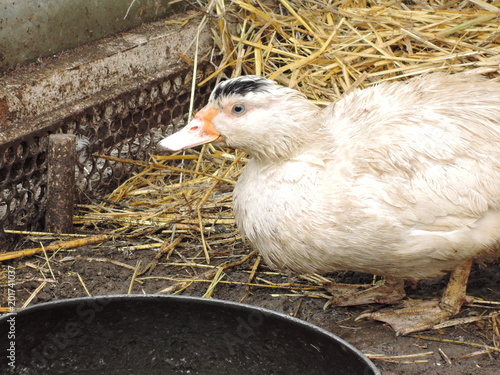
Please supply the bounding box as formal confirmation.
[327,74,500,171]
[326,74,500,221]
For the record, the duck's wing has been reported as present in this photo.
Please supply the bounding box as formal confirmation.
[327,74,500,231]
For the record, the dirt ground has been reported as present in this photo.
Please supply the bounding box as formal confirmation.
[1,232,499,375]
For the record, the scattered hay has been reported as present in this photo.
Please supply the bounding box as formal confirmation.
[206,0,499,103]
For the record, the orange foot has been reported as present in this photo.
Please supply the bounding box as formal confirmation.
[356,260,474,335]
[323,277,406,308]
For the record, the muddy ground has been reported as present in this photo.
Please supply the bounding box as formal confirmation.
[1,231,499,375]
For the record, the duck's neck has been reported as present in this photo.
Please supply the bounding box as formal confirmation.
[246,103,323,162]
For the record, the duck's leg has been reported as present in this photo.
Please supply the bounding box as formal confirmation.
[356,259,474,335]
[323,277,406,308]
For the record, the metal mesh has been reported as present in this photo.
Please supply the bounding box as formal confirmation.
[0,67,215,231]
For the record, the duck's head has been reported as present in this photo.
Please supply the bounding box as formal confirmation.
[156,76,320,161]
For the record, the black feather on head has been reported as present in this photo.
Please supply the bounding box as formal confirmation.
[211,76,271,101]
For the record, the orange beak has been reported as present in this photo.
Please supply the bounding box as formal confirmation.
[156,107,221,152]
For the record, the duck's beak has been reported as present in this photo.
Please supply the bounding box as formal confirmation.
[156,107,221,152]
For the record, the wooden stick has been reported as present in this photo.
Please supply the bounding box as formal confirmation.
[0,234,114,261]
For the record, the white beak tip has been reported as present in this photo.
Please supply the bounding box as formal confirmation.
[156,136,184,152]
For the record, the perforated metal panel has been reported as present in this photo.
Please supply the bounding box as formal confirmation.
[0,67,215,230]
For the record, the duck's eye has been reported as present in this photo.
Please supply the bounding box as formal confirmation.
[231,104,246,115]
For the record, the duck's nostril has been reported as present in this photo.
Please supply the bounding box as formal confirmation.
[189,126,199,132]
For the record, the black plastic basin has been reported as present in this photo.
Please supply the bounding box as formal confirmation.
[0,295,379,374]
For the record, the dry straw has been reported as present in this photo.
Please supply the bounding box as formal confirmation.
[205,0,499,101]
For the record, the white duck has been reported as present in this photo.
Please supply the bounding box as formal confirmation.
[157,74,500,334]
